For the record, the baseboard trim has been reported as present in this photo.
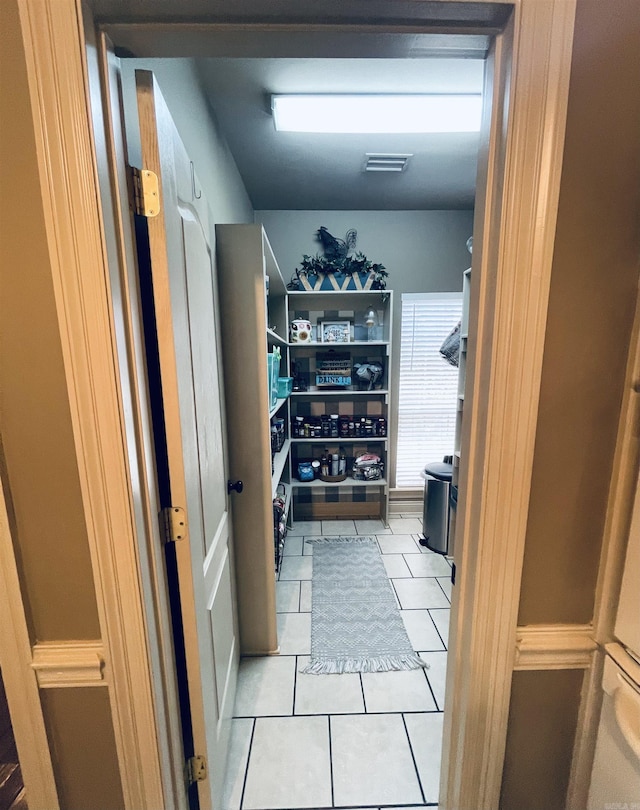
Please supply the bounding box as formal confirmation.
[32,641,105,688]
[389,500,423,514]
[514,624,597,670]
[293,502,382,520]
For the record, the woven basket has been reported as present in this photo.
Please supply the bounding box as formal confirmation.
[319,473,348,483]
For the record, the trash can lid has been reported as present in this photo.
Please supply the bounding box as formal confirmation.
[423,461,453,481]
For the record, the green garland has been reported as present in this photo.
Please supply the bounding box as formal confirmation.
[292,252,388,290]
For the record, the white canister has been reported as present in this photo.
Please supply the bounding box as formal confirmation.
[290,318,312,343]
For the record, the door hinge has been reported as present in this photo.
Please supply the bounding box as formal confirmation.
[160,506,188,544]
[130,167,160,218]
[185,754,207,785]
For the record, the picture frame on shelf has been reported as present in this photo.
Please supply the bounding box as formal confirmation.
[320,320,351,343]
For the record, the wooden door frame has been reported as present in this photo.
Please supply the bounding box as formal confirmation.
[10,0,576,807]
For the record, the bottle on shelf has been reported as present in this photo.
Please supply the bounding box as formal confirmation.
[338,448,347,475]
[320,452,330,477]
[331,453,339,476]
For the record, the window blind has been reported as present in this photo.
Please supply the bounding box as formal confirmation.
[396,292,463,488]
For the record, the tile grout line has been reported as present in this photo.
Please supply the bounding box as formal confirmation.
[426,610,448,652]
[434,578,451,605]
[327,714,335,808]
[232,709,443,720]
[238,716,256,810]
[292,653,299,716]
[402,552,416,578]
[421,661,441,712]
[401,712,427,807]
[358,671,367,714]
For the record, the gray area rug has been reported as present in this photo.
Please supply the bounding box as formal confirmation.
[301,536,427,674]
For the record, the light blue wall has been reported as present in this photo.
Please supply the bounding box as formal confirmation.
[121,58,254,225]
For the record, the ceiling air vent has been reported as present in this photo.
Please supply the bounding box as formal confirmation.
[364,153,412,173]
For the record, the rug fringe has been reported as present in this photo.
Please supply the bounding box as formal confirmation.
[305,535,376,545]
[300,653,428,675]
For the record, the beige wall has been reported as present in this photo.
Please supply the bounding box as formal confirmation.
[40,688,124,810]
[502,0,640,806]
[0,2,124,806]
[0,0,101,643]
[520,0,640,627]
[500,670,584,810]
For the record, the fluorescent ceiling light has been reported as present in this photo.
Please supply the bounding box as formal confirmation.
[271,94,482,134]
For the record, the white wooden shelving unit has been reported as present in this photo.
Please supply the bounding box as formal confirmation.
[287,288,393,523]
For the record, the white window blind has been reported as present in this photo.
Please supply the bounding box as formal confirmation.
[396,292,463,488]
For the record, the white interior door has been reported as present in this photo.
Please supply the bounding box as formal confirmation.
[134,69,239,810]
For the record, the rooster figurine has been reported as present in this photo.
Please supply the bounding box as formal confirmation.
[315,227,357,262]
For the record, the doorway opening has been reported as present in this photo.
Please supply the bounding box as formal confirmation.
[11,1,579,808]
[113,38,484,809]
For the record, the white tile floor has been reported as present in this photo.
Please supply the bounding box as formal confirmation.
[222,516,450,810]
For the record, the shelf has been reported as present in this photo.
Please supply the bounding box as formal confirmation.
[271,439,291,498]
[286,286,391,523]
[289,341,389,348]
[292,477,388,488]
[267,328,288,346]
[288,290,388,301]
[291,389,388,397]
[291,437,388,444]
[269,397,288,418]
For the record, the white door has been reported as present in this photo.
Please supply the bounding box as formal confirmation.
[134,70,239,810]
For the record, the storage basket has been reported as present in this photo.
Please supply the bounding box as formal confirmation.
[277,377,293,398]
[267,348,281,409]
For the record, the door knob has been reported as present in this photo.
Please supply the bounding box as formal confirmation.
[227,480,244,494]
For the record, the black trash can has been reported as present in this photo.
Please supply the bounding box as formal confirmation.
[421,461,453,555]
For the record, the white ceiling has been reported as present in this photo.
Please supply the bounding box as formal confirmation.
[196,56,485,210]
